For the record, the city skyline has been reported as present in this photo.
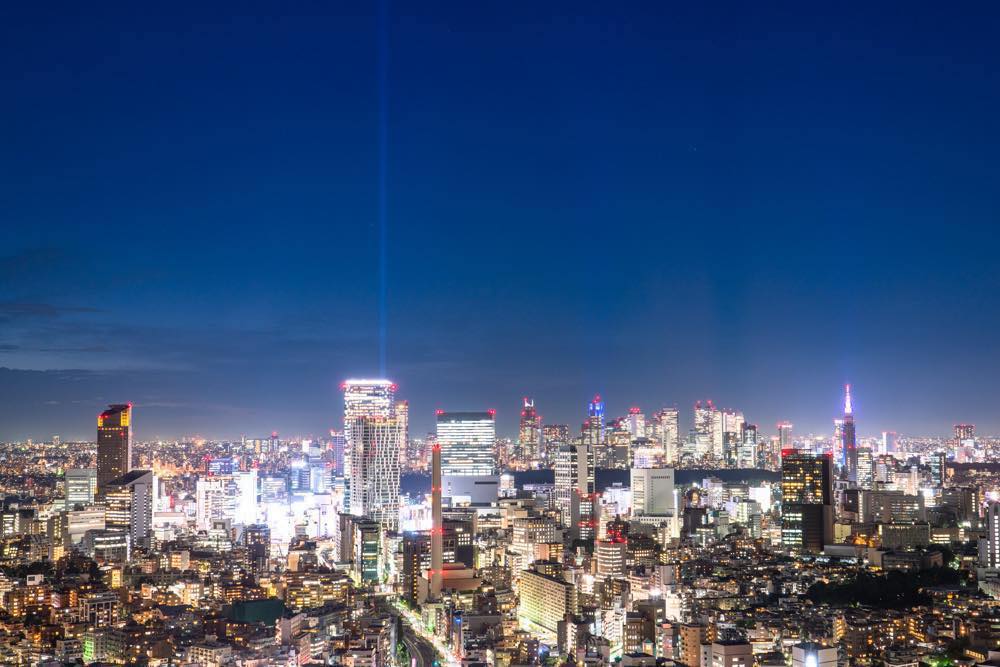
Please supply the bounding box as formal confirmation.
[3,4,1000,664]
[0,382,988,443]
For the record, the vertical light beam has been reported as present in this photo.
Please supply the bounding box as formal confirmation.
[377,0,390,378]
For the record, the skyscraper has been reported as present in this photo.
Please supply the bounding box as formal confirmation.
[97,404,132,494]
[342,379,397,514]
[518,398,542,461]
[583,395,605,446]
[631,467,675,516]
[984,501,1000,570]
[694,400,722,460]
[776,421,794,450]
[65,468,97,510]
[542,424,570,462]
[841,385,858,483]
[651,407,680,463]
[343,379,397,423]
[781,450,833,553]
[104,469,154,551]
[395,399,409,464]
[554,444,596,541]
[715,408,744,467]
[738,423,758,469]
[348,415,403,531]
[856,447,874,490]
[929,451,947,487]
[626,407,646,439]
[436,410,496,476]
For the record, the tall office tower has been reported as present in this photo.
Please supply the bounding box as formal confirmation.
[719,409,744,466]
[631,467,675,516]
[984,502,1000,569]
[651,407,680,463]
[342,379,397,513]
[244,524,271,578]
[104,470,154,551]
[955,423,975,442]
[430,441,443,599]
[65,469,98,510]
[777,421,794,450]
[542,424,570,461]
[97,404,133,494]
[856,447,874,489]
[519,398,542,460]
[436,410,497,476]
[348,415,403,531]
[583,395,606,446]
[781,450,833,553]
[841,385,858,482]
[738,423,758,469]
[721,409,745,442]
[929,451,947,487]
[881,431,897,455]
[343,379,397,422]
[554,444,596,541]
[694,400,722,459]
[626,407,646,439]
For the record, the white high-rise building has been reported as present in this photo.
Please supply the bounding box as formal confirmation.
[342,379,397,423]
[631,467,676,516]
[652,407,680,463]
[436,410,496,476]
[349,416,403,531]
[983,501,1000,569]
[65,468,98,510]
[694,401,722,460]
[554,444,595,540]
[104,470,153,551]
[196,477,240,531]
[341,379,398,514]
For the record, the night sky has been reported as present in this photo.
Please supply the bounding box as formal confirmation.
[3,2,1000,441]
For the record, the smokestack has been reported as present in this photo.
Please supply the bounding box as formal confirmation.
[430,441,443,599]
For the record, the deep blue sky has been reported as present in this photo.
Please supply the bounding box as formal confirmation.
[2,2,999,441]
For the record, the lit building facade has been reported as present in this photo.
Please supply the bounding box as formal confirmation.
[104,469,153,551]
[781,450,833,553]
[97,404,132,494]
[841,384,858,482]
[518,398,541,460]
[436,410,496,476]
[65,468,97,510]
[554,444,596,540]
[348,416,403,531]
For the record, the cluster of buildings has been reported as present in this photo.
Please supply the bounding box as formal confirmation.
[0,383,998,666]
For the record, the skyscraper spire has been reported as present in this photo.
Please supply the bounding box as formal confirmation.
[844,384,853,416]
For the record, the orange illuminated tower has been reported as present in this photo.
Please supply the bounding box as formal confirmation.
[430,439,443,599]
[97,404,132,494]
